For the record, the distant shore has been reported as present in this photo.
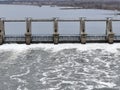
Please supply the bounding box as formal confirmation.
[0,1,120,11]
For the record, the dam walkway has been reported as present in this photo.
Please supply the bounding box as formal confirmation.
[0,17,120,45]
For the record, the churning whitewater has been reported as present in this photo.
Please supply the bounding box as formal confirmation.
[0,44,120,90]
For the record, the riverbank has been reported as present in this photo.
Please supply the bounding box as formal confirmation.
[0,0,120,11]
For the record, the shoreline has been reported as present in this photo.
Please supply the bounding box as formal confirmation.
[0,1,120,11]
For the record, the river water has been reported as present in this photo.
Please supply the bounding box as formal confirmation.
[0,5,120,90]
[0,5,120,35]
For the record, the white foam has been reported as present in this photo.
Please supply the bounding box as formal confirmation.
[98,81,116,88]
[91,79,116,88]
[0,43,120,53]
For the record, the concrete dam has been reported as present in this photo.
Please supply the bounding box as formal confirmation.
[0,17,119,45]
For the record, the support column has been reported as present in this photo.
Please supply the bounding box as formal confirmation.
[53,18,59,44]
[25,18,32,45]
[0,18,5,45]
[106,18,114,44]
[80,18,87,44]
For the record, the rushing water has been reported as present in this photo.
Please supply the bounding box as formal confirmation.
[0,44,120,90]
[0,5,120,90]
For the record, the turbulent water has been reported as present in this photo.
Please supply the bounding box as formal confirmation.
[0,44,120,90]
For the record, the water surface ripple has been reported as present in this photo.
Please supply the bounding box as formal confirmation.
[0,44,120,90]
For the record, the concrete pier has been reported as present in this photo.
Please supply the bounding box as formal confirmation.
[106,18,114,44]
[0,18,5,45]
[53,18,59,44]
[80,18,87,44]
[25,18,32,45]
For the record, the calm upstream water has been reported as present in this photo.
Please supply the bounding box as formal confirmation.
[0,5,120,90]
[0,5,120,35]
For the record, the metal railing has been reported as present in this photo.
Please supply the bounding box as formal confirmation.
[32,35,53,42]
[3,34,120,43]
[5,35,25,43]
[86,34,106,41]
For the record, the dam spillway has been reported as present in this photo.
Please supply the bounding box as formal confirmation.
[0,17,120,45]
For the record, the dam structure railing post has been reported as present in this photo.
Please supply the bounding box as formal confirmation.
[25,18,32,45]
[1,17,120,44]
[0,18,5,45]
[80,17,87,44]
[53,18,59,44]
[106,18,114,44]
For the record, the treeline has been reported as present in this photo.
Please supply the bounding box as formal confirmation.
[0,0,120,10]
[72,0,120,10]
